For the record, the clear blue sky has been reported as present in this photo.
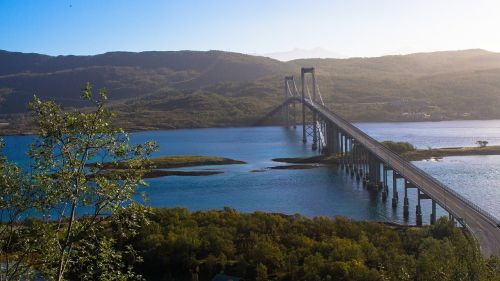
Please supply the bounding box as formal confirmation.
[1,0,499,57]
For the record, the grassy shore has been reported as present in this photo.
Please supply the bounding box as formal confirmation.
[149,155,246,168]
[401,145,500,160]
[272,144,500,165]
[98,155,246,169]
[98,155,245,179]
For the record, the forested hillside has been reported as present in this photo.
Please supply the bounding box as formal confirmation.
[128,208,500,281]
[0,50,290,113]
[1,49,500,133]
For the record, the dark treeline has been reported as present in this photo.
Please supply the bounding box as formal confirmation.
[124,208,500,281]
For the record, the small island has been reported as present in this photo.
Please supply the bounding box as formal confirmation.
[271,141,500,167]
[382,141,500,161]
[98,155,246,179]
[401,145,500,160]
[148,155,246,168]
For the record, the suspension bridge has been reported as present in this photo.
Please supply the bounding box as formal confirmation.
[257,67,500,257]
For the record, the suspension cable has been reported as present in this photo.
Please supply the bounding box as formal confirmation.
[313,75,325,106]
[305,76,313,101]
[316,81,325,106]
[293,80,300,97]
[286,80,293,97]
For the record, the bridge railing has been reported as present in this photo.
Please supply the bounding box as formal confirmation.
[307,99,500,226]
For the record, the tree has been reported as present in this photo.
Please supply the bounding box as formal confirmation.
[0,140,46,280]
[28,83,157,280]
[476,140,488,148]
[255,263,268,281]
[381,141,416,154]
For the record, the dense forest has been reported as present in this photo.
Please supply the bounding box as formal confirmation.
[124,207,500,281]
[2,49,500,133]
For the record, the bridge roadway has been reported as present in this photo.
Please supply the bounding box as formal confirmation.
[287,96,500,257]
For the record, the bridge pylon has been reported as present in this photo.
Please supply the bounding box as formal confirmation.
[284,76,298,128]
[301,67,317,149]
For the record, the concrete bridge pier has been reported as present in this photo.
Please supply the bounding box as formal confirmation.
[350,147,355,178]
[362,149,369,187]
[339,131,343,158]
[312,114,318,150]
[358,148,364,178]
[359,147,366,176]
[338,133,344,169]
[367,154,377,188]
[324,122,333,155]
[355,144,362,181]
[403,180,410,218]
[333,124,339,155]
[344,134,349,169]
[342,133,349,173]
[416,203,423,226]
[319,121,326,153]
[375,160,382,189]
[430,200,437,225]
[348,138,354,175]
[350,154,356,178]
[343,135,348,169]
[364,149,370,185]
[382,166,389,201]
[416,191,423,226]
[392,172,401,208]
[326,123,341,156]
[417,191,433,226]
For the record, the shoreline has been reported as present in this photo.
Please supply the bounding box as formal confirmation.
[3,118,500,137]
[98,155,245,179]
[272,145,500,165]
[402,145,500,161]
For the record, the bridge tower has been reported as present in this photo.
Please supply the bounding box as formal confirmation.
[283,76,291,127]
[284,76,298,128]
[301,67,318,150]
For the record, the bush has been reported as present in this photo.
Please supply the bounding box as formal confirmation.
[381,141,417,154]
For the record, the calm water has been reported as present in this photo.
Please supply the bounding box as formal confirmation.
[2,120,500,224]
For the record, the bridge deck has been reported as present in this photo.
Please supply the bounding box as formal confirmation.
[287,97,500,257]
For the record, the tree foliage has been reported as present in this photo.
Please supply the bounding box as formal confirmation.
[27,83,157,280]
[131,208,499,281]
[476,140,489,148]
[0,140,46,280]
[1,83,157,280]
[381,141,417,154]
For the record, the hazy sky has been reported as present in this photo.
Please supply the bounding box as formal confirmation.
[1,0,500,57]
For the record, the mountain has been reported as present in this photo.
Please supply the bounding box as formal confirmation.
[1,49,500,133]
[0,50,290,113]
[289,49,500,120]
[261,47,343,61]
